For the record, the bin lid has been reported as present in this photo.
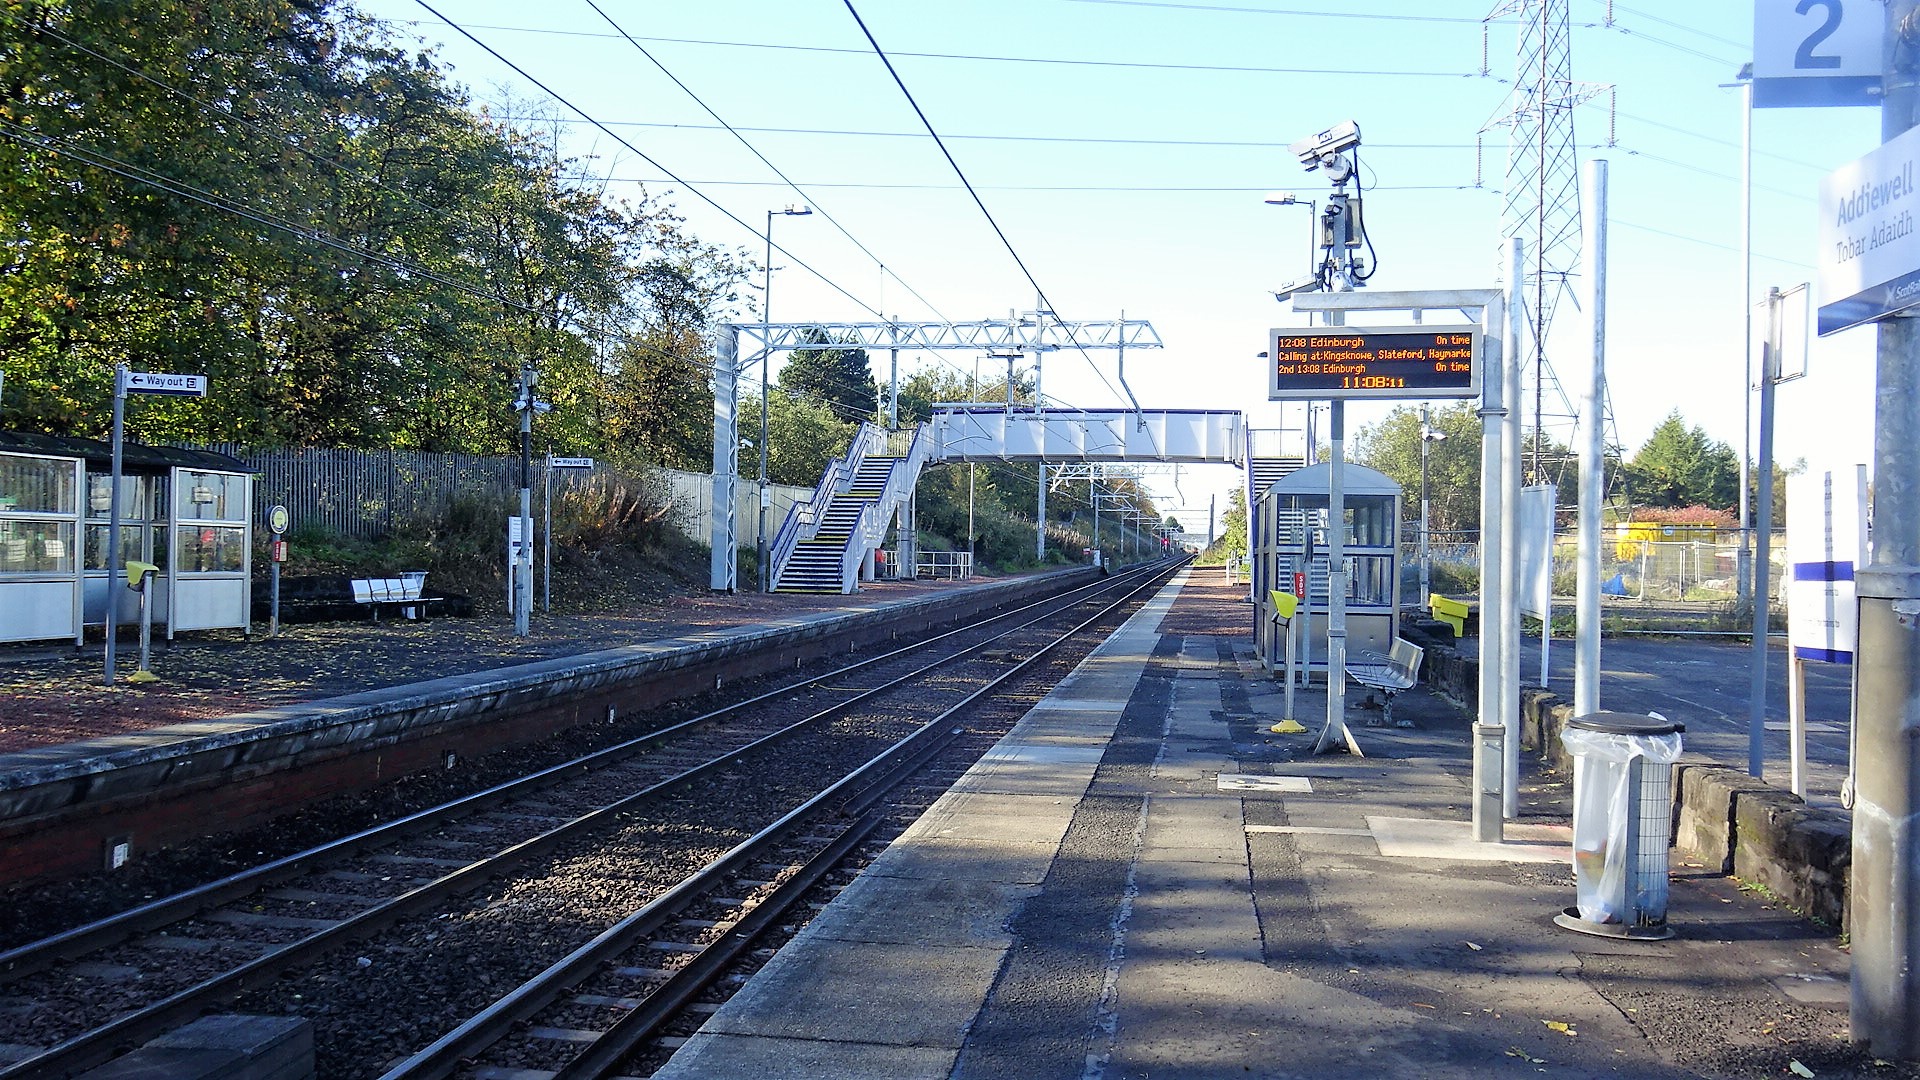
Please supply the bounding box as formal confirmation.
[1568,711,1684,735]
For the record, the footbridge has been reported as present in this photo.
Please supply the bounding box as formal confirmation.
[705,316,1271,594]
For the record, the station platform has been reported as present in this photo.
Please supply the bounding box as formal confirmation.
[654,566,1868,1080]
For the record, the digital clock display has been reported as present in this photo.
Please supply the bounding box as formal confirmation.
[1267,324,1482,401]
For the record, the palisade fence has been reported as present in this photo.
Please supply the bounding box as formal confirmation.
[196,445,811,547]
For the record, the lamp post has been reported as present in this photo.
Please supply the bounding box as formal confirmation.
[1419,405,1448,606]
[1264,191,1320,284]
[759,204,811,592]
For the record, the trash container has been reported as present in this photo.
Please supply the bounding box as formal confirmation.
[1555,711,1685,940]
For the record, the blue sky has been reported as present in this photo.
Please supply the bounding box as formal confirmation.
[362,0,1879,530]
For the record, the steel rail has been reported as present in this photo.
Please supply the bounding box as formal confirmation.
[0,559,1178,1079]
[0,563,1158,986]
[379,558,1186,1079]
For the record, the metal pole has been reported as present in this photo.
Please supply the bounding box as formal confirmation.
[1575,159,1608,719]
[1475,240,1520,840]
[709,327,740,591]
[1749,287,1781,779]
[1738,77,1756,617]
[104,364,126,686]
[1851,1,1920,1053]
[1314,398,1355,755]
[887,321,899,429]
[758,212,773,594]
[1419,405,1433,605]
[1500,235,1526,818]
[516,366,533,638]
[542,451,552,614]
[1036,342,1047,564]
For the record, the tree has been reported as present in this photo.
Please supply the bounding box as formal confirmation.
[1351,403,1484,534]
[1627,411,1739,510]
[738,391,854,487]
[1204,488,1249,563]
[779,327,876,423]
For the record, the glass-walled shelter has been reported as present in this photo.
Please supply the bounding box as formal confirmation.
[0,448,84,644]
[0,432,252,643]
[1252,462,1402,678]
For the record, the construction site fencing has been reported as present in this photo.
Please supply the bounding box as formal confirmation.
[1402,529,1789,610]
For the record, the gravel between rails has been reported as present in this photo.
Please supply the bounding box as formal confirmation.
[0,566,1173,1078]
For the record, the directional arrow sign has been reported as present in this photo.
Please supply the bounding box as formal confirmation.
[549,456,595,469]
[123,371,209,397]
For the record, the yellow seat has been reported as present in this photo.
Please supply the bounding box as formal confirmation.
[1268,589,1299,622]
[1429,593,1471,637]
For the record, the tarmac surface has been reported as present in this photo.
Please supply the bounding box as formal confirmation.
[657,566,1897,1080]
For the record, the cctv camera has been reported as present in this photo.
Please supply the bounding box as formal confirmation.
[1289,120,1361,170]
[1271,275,1324,302]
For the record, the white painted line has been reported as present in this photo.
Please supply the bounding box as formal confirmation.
[1366,815,1572,864]
[1216,775,1313,793]
[1763,721,1843,733]
[1245,824,1373,836]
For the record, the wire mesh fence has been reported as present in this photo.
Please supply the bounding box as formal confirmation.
[1402,528,1789,612]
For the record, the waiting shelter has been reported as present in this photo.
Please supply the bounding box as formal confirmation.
[0,432,253,644]
[1251,461,1402,677]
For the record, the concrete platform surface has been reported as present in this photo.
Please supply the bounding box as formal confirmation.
[654,567,1892,1080]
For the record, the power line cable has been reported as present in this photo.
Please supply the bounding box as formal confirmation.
[410,0,886,321]
[578,0,954,327]
[436,20,1491,79]
[844,0,1175,421]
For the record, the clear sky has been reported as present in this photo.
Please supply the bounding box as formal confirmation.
[359,0,1880,533]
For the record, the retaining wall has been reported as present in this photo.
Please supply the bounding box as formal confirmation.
[1406,623,1852,931]
[0,568,1100,885]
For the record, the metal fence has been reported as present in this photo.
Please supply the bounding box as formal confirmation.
[1402,529,1789,607]
[198,445,811,545]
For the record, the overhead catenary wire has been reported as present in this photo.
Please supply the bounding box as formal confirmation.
[840,0,1151,424]
[578,0,954,328]
[410,0,886,322]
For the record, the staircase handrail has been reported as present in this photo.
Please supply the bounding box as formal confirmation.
[853,422,932,561]
[769,421,888,586]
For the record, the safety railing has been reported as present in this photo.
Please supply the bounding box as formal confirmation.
[768,422,890,588]
[916,550,974,580]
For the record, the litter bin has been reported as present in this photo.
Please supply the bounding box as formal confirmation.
[1555,711,1685,940]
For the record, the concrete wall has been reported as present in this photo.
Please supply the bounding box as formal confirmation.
[0,568,1101,885]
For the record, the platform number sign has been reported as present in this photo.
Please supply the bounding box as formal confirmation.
[1753,0,1883,108]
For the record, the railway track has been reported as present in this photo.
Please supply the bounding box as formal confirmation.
[0,558,1182,1078]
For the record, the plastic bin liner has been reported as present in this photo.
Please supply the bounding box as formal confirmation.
[1561,725,1684,924]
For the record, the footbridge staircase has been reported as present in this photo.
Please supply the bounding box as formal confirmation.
[770,423,931,594]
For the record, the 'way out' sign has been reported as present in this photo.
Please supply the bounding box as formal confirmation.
[121,371,209,397]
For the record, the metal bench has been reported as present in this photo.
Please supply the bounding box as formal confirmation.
[349,573,442,621]
[1345,637,1424,728]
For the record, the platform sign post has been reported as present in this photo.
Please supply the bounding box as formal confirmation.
[1785,466,1868,798]
[267,504,289,637]
[105,368,208,685]
[543,456,593,612]
[1279,289,1496,761]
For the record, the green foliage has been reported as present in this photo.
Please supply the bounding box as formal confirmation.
[1351,402,1483,533]
[1200,487,1249,564]
[0,0,750,457]
[1627,411,1739,511]
[739,392,855,487]
[779,327,877,423]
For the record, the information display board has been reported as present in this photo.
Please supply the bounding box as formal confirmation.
[1267,324,1481,401]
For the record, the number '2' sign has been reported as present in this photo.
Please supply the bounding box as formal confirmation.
[1753,0,1883,108]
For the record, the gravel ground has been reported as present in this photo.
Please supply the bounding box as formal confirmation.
[0,575,1001,754]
